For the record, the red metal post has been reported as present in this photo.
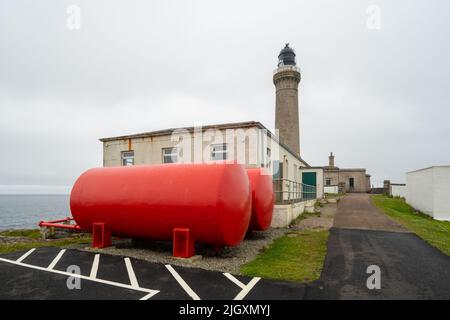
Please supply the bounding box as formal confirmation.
[92,222,112,248]
[173,228,195,258]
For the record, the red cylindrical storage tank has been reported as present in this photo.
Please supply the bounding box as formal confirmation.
[70,163,252,247]
[247,168,274,231]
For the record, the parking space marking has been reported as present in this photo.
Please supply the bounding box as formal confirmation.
[139,292,157,300]
[0,256,160,300]
[165,264,201,300]
[233,277,261,300]
[16,248,35,263]
[47,249,66,270]
[3,248,265,300]
[223,273,246,289]
[89,254,100,279]
[124,258,139,288]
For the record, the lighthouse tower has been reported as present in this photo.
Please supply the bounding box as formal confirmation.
[273,43,301,156]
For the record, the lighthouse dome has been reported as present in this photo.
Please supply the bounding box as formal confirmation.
[278,43,296,67]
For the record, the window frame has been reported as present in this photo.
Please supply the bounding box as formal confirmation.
[211,143,228,161]
[121,150,135,166]
[349,177,355,188]
[266,147,272,169]
[162,147,178,164]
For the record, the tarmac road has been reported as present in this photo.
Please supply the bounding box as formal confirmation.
[318,193,450,299]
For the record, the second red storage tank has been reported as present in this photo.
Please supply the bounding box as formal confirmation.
[70,163,252,247]
[247,168,274,231]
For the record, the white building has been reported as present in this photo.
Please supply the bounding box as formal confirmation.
[406,166,450,221]
[391,183,407,198]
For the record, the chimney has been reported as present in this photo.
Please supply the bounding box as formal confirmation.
[329,152,335,167]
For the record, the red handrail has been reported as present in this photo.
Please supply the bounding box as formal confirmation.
[38,217,82,231]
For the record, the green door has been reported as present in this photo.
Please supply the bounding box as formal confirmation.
[302,172,317,199]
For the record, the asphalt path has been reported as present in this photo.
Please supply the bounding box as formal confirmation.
[319,194,450,299]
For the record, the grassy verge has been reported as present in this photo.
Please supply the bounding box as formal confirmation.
[240,230,329,282]
[0,229,91,254]
[371,195,450,256]
[0,229,41,239]
[0,238,91,254]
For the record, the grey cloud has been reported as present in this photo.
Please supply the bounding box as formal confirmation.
[0,0,449,191]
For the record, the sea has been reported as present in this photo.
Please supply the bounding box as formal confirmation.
[0,194,71,231]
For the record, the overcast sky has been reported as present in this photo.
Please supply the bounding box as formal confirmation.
[0,0,449,193]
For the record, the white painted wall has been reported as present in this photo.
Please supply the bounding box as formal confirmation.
[272,199,316,228]
[406,166,450,221]
[432,166,450,221]
[391,185,407,198]
[324,186,339,194]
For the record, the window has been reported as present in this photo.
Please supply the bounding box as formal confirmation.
[121,151,134,166]
[162,147,178,163]
[284,159,288,179]
[266,148,271,169]
[349,178,355,188]
[326,178,331,186]
[211,143,228,161]
[273,160,282,179]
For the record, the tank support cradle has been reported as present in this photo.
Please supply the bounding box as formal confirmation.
[92,222,112,248]
[173,228,195,258]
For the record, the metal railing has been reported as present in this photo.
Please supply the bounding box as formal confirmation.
[273,65,301,75]
[273,179,317,204]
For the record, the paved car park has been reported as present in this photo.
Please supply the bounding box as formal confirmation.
[0,247,308,300]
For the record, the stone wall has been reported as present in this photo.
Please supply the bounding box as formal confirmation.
[271,199,316,228]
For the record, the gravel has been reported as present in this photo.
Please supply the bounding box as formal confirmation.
[70,203,338,274]
[292,204,337,232]
[75,228,288,274]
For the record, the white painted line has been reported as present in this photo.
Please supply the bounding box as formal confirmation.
[89,254,100,279]
[165,264,201,300]
[47,249,66,270]
[139,292,156,300]
[16,248,36,263]
[234,277,261,300]
[223,273,246,289]
[0,257,159,300]
[124,258,139,288]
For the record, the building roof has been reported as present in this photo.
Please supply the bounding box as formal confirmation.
[323,166,370,177]
[339,168,368,172]
[99,121,310,166]
[407,165,450,174]
[99,121,261,142]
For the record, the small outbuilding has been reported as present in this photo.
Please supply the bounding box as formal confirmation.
[406,166,450,221]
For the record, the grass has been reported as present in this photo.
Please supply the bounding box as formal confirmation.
[0,229,42,239]
[0,229,91,254]
[371,195,450,256]
[0,238,91,254]
[240,230,329,282]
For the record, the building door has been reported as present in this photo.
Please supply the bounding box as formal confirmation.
[302,172,317,199]
[349,177,355,192]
